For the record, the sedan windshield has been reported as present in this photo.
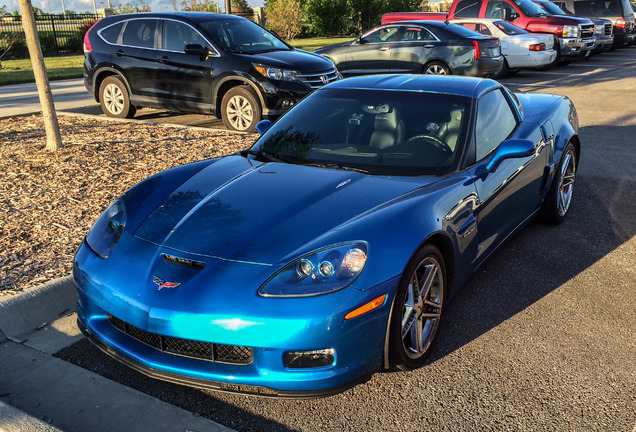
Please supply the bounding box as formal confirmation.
[494,20,528,34]
[252,89,471,176]
[199,19,290,54]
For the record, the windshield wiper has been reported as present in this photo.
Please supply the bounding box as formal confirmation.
[241,149,287,163]
[304,162,371,174]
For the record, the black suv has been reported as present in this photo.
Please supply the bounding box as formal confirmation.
[83,12,340,131]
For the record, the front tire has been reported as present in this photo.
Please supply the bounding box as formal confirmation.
[99,76,136,119]
[540,142,577,225]
[390,244,446,371]
[221,86,262,132]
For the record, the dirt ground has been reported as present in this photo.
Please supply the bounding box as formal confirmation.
[0,114,253,295]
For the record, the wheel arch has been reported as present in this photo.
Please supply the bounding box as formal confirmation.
[92,68,131,104]
[381,230,456,369]
[421,59,452,74]
[214,77,265,119]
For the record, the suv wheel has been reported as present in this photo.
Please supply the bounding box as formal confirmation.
[99,76,136,119]
[221,86,262,132]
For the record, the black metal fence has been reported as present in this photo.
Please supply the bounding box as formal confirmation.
[0,14,101,60]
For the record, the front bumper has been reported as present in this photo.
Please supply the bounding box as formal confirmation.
[560,37,595,58]
[73,238,396,397]
[592,35,614,53]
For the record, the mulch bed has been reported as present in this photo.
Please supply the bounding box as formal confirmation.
[0,113,254,295]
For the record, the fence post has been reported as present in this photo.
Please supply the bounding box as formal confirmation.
[49,14,59,56]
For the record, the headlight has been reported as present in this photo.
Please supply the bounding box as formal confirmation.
[562,25,580,38]
[85,198,127,259]
[258,242,369,297]
[253,64,300,83]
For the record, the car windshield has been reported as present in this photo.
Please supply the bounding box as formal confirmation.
[514,0,550,15]
[536,0,567,14]
[251,89,471,177]
[494,20,529,34]
[199,19,290,54]
[573,0,625,16]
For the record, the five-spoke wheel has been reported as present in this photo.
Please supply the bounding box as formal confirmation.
[391,244,446,370]
[541,142,577,225]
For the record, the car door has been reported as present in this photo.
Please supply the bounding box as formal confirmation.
[389,25,442,73]
[467,88,549,265]
[342,26,401,74]
[155,19,216,112]
[117,18,159,103]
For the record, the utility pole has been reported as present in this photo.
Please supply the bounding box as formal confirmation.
[17,0,62,151]
[225,0,231,14]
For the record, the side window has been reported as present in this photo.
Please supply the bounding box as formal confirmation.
[363,26,400,43]
[485,0,516,18]
[399,27,436,41]
[122,19,156,49]
[455,0,482,17]
[162,20,206,51]
[476,24,493,35]
[475,89,517,161]
[99,22,124,44]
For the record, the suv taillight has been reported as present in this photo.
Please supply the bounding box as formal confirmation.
[615,18,626,29]
[529,43,546,51]
[472,40,481,59]
[83,21,100,54]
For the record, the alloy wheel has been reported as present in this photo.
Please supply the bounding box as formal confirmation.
[226,95,254,131]
[103,83,125,116]
[401,256,444,359]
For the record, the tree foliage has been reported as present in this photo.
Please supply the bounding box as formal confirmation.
[266,0,305,40]
[171,0,220,12]
[232,0,253,13]
[305,0,420,35]
[114,0,151,13]
[305,0,349,36]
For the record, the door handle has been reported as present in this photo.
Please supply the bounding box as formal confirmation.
[423,44,435,48]
[157,56,170,64]
[379,46,390,52]
[114,49,124,57]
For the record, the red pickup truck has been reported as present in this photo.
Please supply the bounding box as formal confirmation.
[382,0,596,62]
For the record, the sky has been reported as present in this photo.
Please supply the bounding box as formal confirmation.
[1,0,264,15]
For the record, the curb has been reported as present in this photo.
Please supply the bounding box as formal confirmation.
[0,401,64,432]
[0,276,77,343]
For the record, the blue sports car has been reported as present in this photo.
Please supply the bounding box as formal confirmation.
[74,75,579,397]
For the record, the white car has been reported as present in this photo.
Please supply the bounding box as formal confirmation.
[452,19,557,77]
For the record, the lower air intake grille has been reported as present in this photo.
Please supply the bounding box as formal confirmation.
[108,315,253,364]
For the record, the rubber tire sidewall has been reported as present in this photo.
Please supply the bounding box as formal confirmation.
[389,244,447,371]
[540,142,577,225]
[99,76,136,119]
[221,85,262,132]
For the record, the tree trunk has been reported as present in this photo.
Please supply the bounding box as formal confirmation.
[17,0,63,151]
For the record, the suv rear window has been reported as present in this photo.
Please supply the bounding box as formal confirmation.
[100,22,124,44]
[573,0,624,16]
[455,0,482,17]
[122,19,156,49]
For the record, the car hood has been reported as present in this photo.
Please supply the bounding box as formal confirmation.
[133,155,438,265]
[314,41,352,54]
[244,48,335,73]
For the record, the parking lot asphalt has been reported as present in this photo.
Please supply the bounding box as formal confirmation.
[1,47,635,432]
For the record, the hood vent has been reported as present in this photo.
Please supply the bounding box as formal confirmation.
[162,254,206,270]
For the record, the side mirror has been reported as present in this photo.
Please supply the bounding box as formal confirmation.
[184,44,209,56]
[354,36,366,45]
[486,139,536,173]
[255,120,272,136]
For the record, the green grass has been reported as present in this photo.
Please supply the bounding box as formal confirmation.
[0,55,84,86]
[0,36,350,86]
[289,36,353,52]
